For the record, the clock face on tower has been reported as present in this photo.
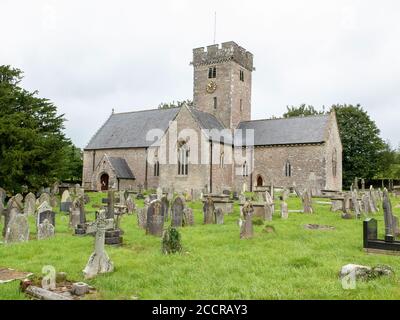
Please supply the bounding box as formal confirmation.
[206,81,217,94]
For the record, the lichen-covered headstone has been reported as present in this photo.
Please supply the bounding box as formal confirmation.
[240,201,254,239]
[264,191,274,221]
[24,192,36,216]
[161,196,169,222]
[37,193,51,207]
[215,208,224,224]
[183,208,194,226]
[137,208,147,229]
[171,196,185,227]
[203,197,215,224]
[301,189,313,214]
[37,219,55,240]
[161,226,182,254]
[146,200,164,236]
[126,195,135,214]
[5,213,29,244]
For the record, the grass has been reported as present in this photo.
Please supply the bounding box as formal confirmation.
[1,192,400,300]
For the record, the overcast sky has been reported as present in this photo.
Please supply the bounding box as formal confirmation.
[1,0,399,148]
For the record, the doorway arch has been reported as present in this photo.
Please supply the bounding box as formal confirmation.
[256,175,263,187]
[100,173,109,191]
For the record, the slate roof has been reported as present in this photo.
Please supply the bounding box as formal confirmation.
[109,157,135,179]
[236,115,330,146]
[188,108,233,144]
[85,108,180,149]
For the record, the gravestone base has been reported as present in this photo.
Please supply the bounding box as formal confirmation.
[105,229,123,246]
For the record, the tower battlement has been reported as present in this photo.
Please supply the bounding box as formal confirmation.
[192,41,254,71]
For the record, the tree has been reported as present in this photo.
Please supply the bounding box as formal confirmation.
[331,104,386,187]
[0,65,80,193]
[158,99,193,109]
[283,104,325,118]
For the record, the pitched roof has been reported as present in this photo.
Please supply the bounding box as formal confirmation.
[85,108,180,149]
[236,115,330,146]
[109,157,135,179]
[188,107,233,144]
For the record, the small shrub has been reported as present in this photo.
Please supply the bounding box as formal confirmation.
[162,226,182,255]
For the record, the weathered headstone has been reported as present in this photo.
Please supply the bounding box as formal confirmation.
[60,190,72,212]
[240,201,254,239]
[137,208,147,229]
[361,179,366,193]
[369,186,379,213]
[183,208,194,226]
[362,194,371,215]
[156,186,163,200]
[51,182,59,196]
[203,197,215,224]
[24,192,36,216]
[3,206,20,237]
[161,196,169,222]
[171,196,185,227]
[351,191,361,218]
[280,201,288,219]
[106,191,115,219]
[146,199,164,236]
[118,190,126,206]
[37,219,55,240]
[38,209,56,228]
[215,208,224,224]
[301,189,313,214]
[50,195,58,208]
[5,213,29,244]
[281,188,289,201]
[383,189,397,240]
[37,193,51,206]
[126,195,135,214]
[264,191,274,221]
[83,210,114,279]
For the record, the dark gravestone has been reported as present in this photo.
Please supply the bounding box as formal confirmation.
[203,197,215,224]
[363,218,377,248]
[161,196,170,222]
[171,197,185,227]
[146,200,164,237]
[38,210,56,227]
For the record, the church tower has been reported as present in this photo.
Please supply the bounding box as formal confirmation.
[191,41,254,129]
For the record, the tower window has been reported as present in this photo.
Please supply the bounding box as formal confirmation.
[285,161,292,177]
[208,66,217,79]
[240,99,243,112]
[242,161,249,177]
[213,97,217,109]
[240,70,244,82]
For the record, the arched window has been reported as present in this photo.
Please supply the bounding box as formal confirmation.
[178,145,189,176]
[332,149,337,177]
[154,160,160,177]
[285,160,292,177]
[242,161,249,177]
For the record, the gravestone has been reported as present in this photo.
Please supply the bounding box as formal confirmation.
[51,182,59,196]
[183,208,194,226]
[369,186,379,213]
[3,207,20,237]
[161,196,169,222]
[37,210,56,228]
[50,195,58,208]
[106,191,115,219]
[171,196,185,227]
[38,193,51,206]
[69,205,81,229]
[60,190,72,212]
[281,188,289,201]
[362,194,371,215]
[265,191,274,221]
[126,195,135,214]
[137,208,147,229]
[351,191,361,218]
[203,197,215,224]
[301,189,313,214]
[146,199,164,236]
[83,210,114,279]
[156,187,163,200]
[24,192,36,216]
[239,193,246,204]
[280,201,288,219]
[15,193,23,204]
[361,179,366,193]
[215,208,224,224]
[383,189,396,240]
[240,201,254,239]
[37,219,55,240]
[5,213,29,244]
[118,190,126,206]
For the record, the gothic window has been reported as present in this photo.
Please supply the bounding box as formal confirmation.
[154,160,160,177]
[285,160,292,177]
[240,99,243,112]
[220,152,224,168]
[178,145,189,176]
[240,70,244,82]
[208,66,217,79]
[242,161,249,177]
[213,97,218,109]
[332,149,337,177]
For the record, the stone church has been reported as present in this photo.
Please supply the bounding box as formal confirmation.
[83,41,342,195]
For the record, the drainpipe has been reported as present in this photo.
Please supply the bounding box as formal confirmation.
[145,147,148,190]
[250,146,254,192]
[209,140,213,194]
[92,150,96,171]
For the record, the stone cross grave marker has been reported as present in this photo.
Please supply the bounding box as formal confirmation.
[240,201,254,239]
[146,199,164,236]
[203,196,215,224]
[83,210,114,279]
[171,196,185,227]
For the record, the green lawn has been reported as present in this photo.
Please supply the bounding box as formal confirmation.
[1,192,400,300]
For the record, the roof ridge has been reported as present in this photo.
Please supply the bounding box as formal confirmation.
[113,106,181,115]
[239,113,329,124]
